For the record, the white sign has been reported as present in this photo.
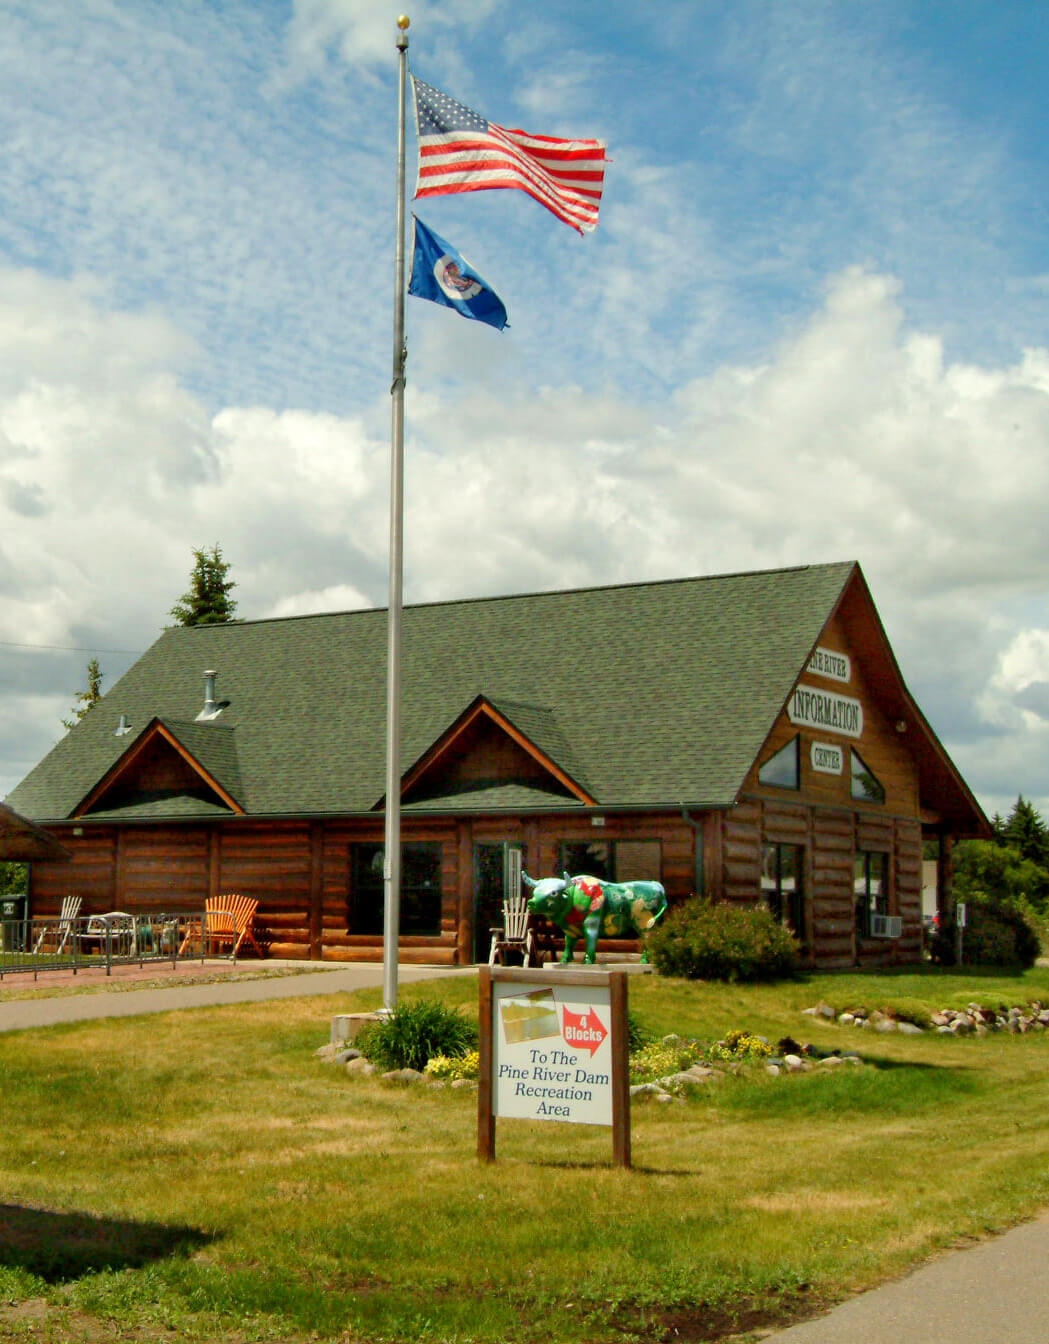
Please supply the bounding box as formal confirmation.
[493,982,613,1126]
[810,741,844,774]
[788,684,864,739]
[807,646,851,683]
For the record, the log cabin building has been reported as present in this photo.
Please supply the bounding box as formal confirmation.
[7,562,988,968]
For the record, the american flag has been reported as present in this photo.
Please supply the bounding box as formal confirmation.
[412,78,606,235]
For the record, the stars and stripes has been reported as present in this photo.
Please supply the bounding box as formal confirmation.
[411,77,606,235]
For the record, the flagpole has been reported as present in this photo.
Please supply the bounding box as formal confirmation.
[382,14,410,1014]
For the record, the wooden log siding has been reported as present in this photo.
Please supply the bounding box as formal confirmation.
[220,825,312,958]
[894,818,923,956]
[119,826,209,913]
[31,827,117,918]
[810,809,855,967]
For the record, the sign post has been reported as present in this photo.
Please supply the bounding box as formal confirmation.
[478,965,631,1167]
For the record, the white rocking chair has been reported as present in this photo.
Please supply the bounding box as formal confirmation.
[488,892,536,967]
[33,894,82,954]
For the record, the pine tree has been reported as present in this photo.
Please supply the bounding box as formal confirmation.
[169,544,238,626]
[62,657,103,730]
[998,795,1049,868]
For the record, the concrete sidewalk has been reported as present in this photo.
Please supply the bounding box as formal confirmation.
[0,961,474,1032]
[767,1211,1049,1342]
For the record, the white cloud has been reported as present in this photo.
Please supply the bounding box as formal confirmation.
[277,0,501,86]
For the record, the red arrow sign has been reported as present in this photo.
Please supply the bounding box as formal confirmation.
[562,1006,608,1057]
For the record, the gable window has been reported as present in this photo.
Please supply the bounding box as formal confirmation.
[349,842,443,937]
[557,840,662,883]
[758,736,800,790]
[761,842,805,941]
[851,750,885,803]
[854,850,890,940]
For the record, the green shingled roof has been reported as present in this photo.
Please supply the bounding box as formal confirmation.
[7,563,858,823]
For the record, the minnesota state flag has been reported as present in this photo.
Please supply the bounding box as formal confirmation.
[408,216,508,330]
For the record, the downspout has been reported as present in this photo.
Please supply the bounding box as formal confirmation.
[681,807,703,898]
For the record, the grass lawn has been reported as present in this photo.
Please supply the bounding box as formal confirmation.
[2,966,1049,1342]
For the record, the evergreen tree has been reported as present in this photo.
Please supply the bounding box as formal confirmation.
[998,795,1049,868]
[169,544,238,626]
[0,861,27,896]
[62,657,103,730]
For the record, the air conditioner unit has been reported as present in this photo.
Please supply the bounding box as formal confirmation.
[870,914,903,939]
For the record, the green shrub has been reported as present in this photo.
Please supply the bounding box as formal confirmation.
[648,899,800,982]
[627,1011,653,1053]
[930,899,1040,970]
[356,1000,477,1072]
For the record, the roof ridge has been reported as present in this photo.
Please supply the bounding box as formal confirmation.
[162,561,858,634]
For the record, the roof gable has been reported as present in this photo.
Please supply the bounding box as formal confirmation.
[396,696,595,809]
[73,719,244,820]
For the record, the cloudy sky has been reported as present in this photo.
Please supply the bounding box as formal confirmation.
[0,0,1047,821]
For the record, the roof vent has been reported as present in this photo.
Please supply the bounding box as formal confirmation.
[114,714,132,737]
[196,669,224,722]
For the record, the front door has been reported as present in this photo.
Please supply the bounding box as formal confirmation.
[473,843,524,962]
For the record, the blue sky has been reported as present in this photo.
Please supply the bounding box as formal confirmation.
[0,0,1048,821]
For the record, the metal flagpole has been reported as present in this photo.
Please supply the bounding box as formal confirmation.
[382,14,410,1013]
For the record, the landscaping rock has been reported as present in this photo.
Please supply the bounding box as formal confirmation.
[383,1068,426,1083]
[334,1048,361,1064]
[765,1063,781,1076]
[874,1018,897,1033]
[783,1054,806,1072]
[450,1078,477,1090]
[816,1002,836,1020]
[659,1072,711,1091]
[896,1022,924,1036]
[346,1057,376,1076]
[631,1083,670,1099]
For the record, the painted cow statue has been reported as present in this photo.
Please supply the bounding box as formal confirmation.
[522,871,668,964]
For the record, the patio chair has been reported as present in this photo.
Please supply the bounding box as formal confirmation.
[182,894,262,959]
[32,894,81,954]
[488,891,536,967]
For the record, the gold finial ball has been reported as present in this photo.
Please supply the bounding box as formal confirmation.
[397,15,410,29]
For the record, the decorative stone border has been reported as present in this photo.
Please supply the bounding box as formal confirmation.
[803,1000,1049,1035]
[314,1032,867,1104]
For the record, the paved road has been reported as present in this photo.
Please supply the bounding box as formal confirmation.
[0,961,474,1032]
[768,1210,1049,1342]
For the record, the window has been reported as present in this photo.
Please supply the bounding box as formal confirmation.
[349,842,443,937]
[850,750,885,803]
[758,736,800,790]
[557,839,661,883]
[762,843,805,940]
[854,850,890,940]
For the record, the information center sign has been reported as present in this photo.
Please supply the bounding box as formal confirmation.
[478,966,630,1166]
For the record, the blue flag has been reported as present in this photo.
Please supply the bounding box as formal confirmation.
[408,216,508,330]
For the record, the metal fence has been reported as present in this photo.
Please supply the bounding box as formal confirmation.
[0,911,207,979]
